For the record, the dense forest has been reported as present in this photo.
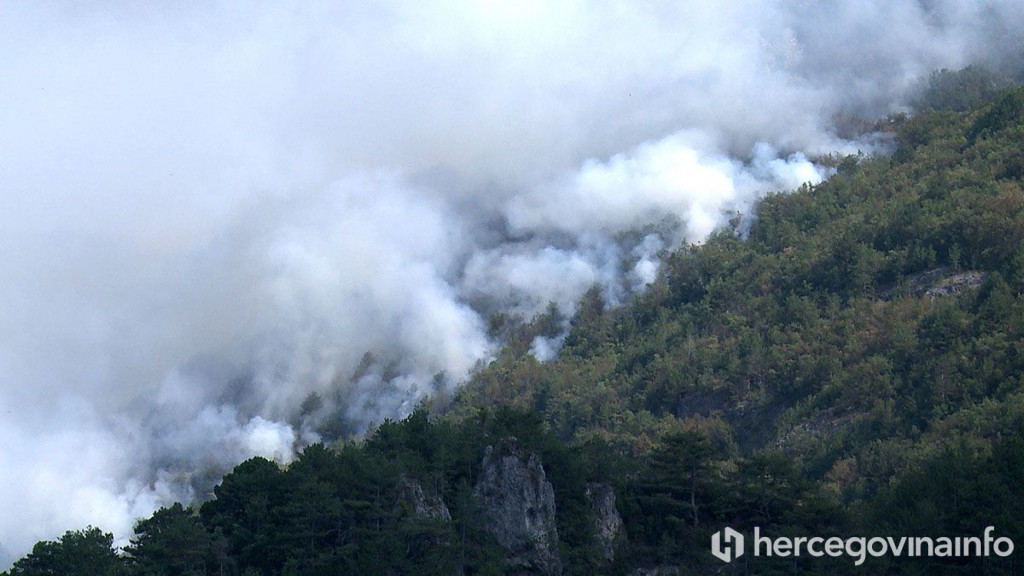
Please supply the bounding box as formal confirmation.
[6,68,1024,575]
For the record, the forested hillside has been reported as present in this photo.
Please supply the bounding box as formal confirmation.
[455,69,1024,483]
[6,71,1024,576]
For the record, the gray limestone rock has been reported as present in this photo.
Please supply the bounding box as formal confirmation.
[585,482,623,561]
[396,476,451,521]
[474,438,562,575]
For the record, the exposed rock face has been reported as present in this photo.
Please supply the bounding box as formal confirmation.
[923,270,986,299]
[879,267,986,300]
[474,438,562,575]
[585,482,623,561]
[396,476,451,521]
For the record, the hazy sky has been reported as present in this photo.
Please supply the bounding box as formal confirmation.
[1,0,1021,565]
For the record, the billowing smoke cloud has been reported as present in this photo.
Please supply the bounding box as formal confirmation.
[1,0,1021,565]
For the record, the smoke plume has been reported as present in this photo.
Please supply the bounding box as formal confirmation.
[0,0,1021,565]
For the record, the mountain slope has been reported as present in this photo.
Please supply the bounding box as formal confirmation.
[6,77,1024,576]
[454,84,1024,490]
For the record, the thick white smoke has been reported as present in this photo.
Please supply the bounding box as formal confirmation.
[1,0,1022,565]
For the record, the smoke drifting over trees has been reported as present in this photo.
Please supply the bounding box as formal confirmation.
[0,0,1021,565]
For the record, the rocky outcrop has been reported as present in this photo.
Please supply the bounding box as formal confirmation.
[585,482,623,561]
[879,267,986,300]
[396,476,451,521]
[923,270,986,299]
[474,438,562,575]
